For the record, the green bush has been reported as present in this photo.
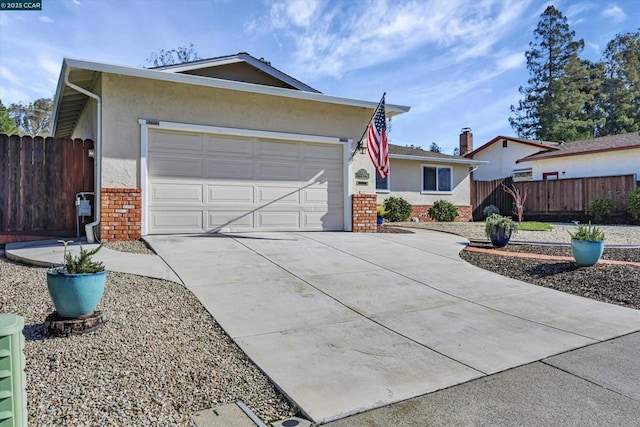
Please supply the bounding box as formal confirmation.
[383,197,413,222]
[427,200,459,222]
[587,196,615,223]
[627,188,640,220]
[482,204,500,218]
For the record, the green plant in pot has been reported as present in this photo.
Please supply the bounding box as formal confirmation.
[485,214,516,248]
[376,205,387,225]
[569,224,604,267]
[47,241,107,318]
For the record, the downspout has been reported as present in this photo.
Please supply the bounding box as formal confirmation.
[64,67,102,243]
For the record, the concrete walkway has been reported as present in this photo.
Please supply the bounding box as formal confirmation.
[143,230,639,424]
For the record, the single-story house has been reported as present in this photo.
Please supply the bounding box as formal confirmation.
[376,142,485,221]
[516,132,640,181]
[52,52,420,240]
[461,131,560,181]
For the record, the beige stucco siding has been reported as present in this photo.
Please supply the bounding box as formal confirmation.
[99,73,374,189]
[377,158,471,205]
[471,142,543,181]
[528,148,640,180]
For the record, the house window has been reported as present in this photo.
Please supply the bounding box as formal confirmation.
[502,140,508,148]
[543,172,559,180]
[376,173,390,192]
[422,165,452,192]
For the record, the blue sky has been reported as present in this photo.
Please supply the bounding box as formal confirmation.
[0,0,638,153]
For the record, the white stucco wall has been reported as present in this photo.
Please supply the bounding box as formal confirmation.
[470,141,544,181]
[377,158,471,205]
[95,73,376,191]
[528,148,640,181]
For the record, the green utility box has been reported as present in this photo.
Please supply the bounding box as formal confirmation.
[0,315,26,427]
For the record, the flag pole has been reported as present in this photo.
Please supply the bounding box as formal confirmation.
[351,92,386,158]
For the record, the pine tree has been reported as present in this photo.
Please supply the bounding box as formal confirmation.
[509,5,585,141]
[599,32,640,136]
[0,100,18,135]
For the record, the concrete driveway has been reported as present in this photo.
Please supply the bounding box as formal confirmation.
[145,230,639,424]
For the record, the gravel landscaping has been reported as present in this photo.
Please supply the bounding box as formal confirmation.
[0,256,294,426]
[399,221,640,310]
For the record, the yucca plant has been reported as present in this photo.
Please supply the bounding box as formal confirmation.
[568,224,604,242]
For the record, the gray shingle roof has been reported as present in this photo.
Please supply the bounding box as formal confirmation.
[518,132,640,162]
[388,143,461,160]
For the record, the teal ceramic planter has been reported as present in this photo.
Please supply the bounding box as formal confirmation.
[571,239,604,267]
[46,269,107,318]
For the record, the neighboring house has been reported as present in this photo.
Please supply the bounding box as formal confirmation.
[462,130,560,181]
[516,132,640,181]
[376,143,485,221]
[51,53,410,239]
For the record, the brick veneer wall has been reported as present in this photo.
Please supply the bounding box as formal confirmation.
[410,205,473,222]
[352,194,377,232]
[100,188,142,241]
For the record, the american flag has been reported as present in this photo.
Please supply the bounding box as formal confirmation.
[367,95,389,179]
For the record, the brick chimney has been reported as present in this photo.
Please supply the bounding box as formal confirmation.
[459,127,473,156]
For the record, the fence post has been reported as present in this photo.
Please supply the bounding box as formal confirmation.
[0,314,27,427]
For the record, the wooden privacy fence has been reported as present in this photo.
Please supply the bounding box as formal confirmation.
[0,134,94,242]
[471,174,637,221]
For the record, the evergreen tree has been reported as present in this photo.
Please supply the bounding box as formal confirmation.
[509,5,585,141]
[0,100,18,135]
[10,98,52,137]
[429,142,442,153]
[146,44,201,67]
[598,31,640,135]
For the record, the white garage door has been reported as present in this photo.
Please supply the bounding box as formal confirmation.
[147,129,344,233]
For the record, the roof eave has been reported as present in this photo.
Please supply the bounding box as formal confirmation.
[390,153,487,165]
[516,144,640,163]
[59,57,410,115]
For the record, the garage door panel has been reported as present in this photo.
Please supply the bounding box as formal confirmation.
[208,185,254,203]
[303,211,343,230]
[257,211,301,228]
[208,159,254,179]
[257,163,300,181]
[151,130,203,152]
[150,210,203,231]
[258,140,300,158]
[303,144,342,161]
[257,186,300,204]
[151,183,203,204]
[302,164,342,182]
[150,155,203,178]
[148,129,344,233]
[208,211,254,229]
[207,136,254,155]
[303,187,344,205]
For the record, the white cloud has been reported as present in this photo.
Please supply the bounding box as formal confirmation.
[38,56,62,85]
[496,52,525,71]
[72,0,82,5]
[0,66,20,84]
[256,0,533,79]
[39,16,54,23]
[602,5,626,22]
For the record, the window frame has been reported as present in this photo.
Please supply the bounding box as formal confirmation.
[375,172,390,193]
[421,164,453,194]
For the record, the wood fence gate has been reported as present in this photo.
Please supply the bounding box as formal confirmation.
[0,134,94,244]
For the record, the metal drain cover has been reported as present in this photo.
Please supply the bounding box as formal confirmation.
[271,417,312,427]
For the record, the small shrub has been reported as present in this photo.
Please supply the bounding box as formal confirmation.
[627,188,640,220]
[427,200,459,222]
[383,197,412,222]
[482,204,500,218]
[587,196,615,223]
[569,224,604,241]
[485,214,517,239]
